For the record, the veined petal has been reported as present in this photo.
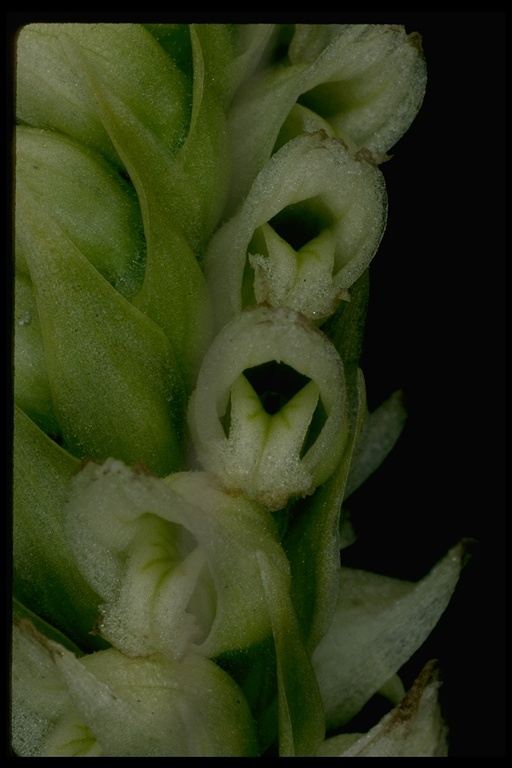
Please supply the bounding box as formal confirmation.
[63,458,290,658]
[227,374,320,507]
[312,544,464,729]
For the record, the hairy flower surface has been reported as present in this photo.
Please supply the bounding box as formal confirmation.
[12,21,464,758]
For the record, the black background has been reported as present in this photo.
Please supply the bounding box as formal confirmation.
[6,12,505,758]
[340,12,505,758]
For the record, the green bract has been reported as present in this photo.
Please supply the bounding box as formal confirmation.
[13,21,462,758]
[12,621,259,757]
[16,126,146,299]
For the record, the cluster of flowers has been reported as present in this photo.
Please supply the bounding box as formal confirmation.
[13,23,461,756]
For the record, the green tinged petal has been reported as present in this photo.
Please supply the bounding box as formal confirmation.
[62,458,290,658]
[188,305,348,510]
[206,131,386,331]
[290,24,427,158]
[62,459,204,658]
[59,458,325,754]
[226,23,426,206]
[12,622,259,757]
[317,661,448,756]
[312,544,464,729]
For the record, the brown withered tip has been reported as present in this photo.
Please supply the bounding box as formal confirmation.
[408,30,424,56]
[387,658,442,725]
[72,455,101,476]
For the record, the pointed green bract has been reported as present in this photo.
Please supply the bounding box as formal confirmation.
[281,262,369,653]
[16,24,120,168]
[256,551,326,756]
[344,389,408,499]
[16,182,185,475]
[14,272,58,435]
[13,407,104,650]
[16,126,146,299]
[55,25,215,386]
[312,545,463,729]
[283,368,366,654]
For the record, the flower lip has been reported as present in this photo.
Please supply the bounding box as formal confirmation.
[205,130,387,330]
[188,304,348,510]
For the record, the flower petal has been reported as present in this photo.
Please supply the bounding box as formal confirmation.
[312,544,463,729]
